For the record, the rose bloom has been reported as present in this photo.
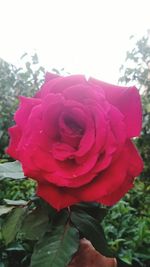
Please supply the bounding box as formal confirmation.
[7,73,143,210]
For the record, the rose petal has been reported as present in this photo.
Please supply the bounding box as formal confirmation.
[74,113,95,157]
[64,84,97,102]
[94,126,117,173]
[48,153,97,182]
[6,126,22,159]
[52,143,75,161]
[116,87,142,138]
[44,72,60,83]
[36,75,86,99]
[37,182,79,211]
[59,108,85,148]
[60,99,95,157]
[70,140,143,204]
[14,96,41,130]
[96,142,143,206]
[49,75,87,94]
[37,138,143,210]
[97,174,134,205]
[22,148,57,180]
[89,103,108,154]
[17,102,60,170]
[109,105,126,146]
[17,105,42,149]
[98,139,144,205]
[42,94,64,138]
[125,139,143,176]
[89,78,142,138]
[35,72,60,97]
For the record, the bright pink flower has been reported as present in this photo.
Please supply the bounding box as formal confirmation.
[7,73,143,210]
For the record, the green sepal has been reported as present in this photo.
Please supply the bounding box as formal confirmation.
[71,202,108,221]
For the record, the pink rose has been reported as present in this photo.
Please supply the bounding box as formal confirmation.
[7,73,143,210]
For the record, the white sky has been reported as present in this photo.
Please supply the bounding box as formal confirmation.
[0,0,150,83]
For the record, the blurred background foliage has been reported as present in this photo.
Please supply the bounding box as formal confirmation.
[0,33,150,267]
[0,53,45,159]
[119,32,150,181]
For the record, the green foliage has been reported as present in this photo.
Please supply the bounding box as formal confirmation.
[0,161,35,202]
[119,33,150,180]
[116,32,150,267]
[103,180,150,267]
[0,53,45,158]
[0,179,35,202]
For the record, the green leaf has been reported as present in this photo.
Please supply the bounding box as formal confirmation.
[31,225,79,267]
[0,205,14,216]
[71,211,111,257]
[2,207,26,245]
[71,202,108,221]
[6,242,25,251]
[4,199,28,206]
[0,161,25,180]
[134,252,150,260]
[20,207,49,240]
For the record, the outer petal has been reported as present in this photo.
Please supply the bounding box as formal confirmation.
[125,139,143,177]
[36,75,86,99]
[98,139,143,205]
[115,87,142,138]
[21,148,57,181]
[14,96,41,130]
[37,182,79,211]
[16,105,56,175]
[97,174,134,205]
[6,126,22,159]
[63,84,103,103]
[37,140,143,210]
[35,72,60,98]
[42,93,64,138]
[48,75,87,94]
[44,72,60,83]
[89,78,142,138]
[51,153,98,186]
[70,140,143,204]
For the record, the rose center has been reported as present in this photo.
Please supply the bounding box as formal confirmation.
[64,116,84,135]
